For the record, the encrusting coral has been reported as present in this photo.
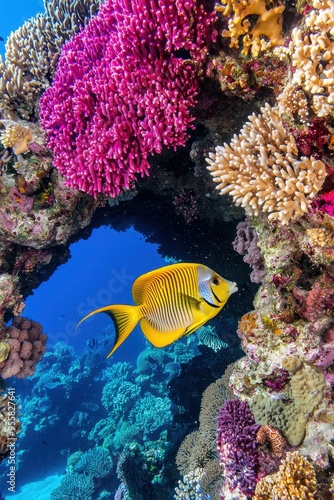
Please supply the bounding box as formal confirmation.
[206,103,327,225]
[216,0,285,57]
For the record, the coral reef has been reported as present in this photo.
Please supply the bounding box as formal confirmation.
[0,120,32,154]
[51,472,95,500]
[0,0,101,119]
[206,103,327,225]
[232,219,266,283]
[0,0,334,497]
[216,399,260,497]
[40,0,217,197]
[255,425,286,457]
[253,451,317,499]
[216,0,285,57]
[0,316,47,379]
[290,0,334,118]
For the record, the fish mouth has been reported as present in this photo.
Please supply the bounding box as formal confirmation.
[229,281,238,295]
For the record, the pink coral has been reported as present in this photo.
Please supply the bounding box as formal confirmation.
[292,273,334,322]
[40,0,217,198]
[317,190,334,217]
[0,316,47,378]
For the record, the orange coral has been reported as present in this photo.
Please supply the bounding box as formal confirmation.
[216,0,285,57]
[238,310,258,338]
[253,451,317,499]
[256,424,286,457]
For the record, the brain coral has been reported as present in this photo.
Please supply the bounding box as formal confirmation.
[206,104,326,225]
[40,0,217,197]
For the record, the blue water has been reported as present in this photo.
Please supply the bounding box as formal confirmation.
[0,0,43,56]
[24,225,166,361]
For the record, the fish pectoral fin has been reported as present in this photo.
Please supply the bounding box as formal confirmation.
[140,318,186,348]
[179,293,202,309]
[77,305,140,358]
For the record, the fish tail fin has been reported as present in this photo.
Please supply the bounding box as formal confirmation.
[77,305,141,357]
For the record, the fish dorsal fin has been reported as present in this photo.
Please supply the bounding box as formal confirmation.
[132,263,200,305]
[140,318,186,348]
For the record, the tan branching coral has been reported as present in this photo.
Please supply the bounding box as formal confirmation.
[277,82,309,123]
[290,0,334,117]
[0,120,32,154]
[253,451,317,499]
[216,0,285,57]
[0,0,101,119]
[206,104,326,225]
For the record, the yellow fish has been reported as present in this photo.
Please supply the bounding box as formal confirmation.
[77,263,237,357]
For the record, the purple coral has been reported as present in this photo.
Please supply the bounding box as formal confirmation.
[232,220,266,283]
[216,399,260,497]
[40,0,217,198]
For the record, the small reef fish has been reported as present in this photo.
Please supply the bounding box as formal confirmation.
[77,263,238,357]
[0,36,4,42]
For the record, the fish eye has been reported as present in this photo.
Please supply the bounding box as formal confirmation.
[210,277,220,286]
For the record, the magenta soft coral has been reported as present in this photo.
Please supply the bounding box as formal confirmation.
[40,0,217,197]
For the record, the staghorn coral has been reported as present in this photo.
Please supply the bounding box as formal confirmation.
[40,0,217,197]
[0,0,101,119]
[216,0,285,57]
[253,451,317,499]
[174,467,206,500]
[290,0,334,118]
[206,103,327,225]
[0,120,32,155]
